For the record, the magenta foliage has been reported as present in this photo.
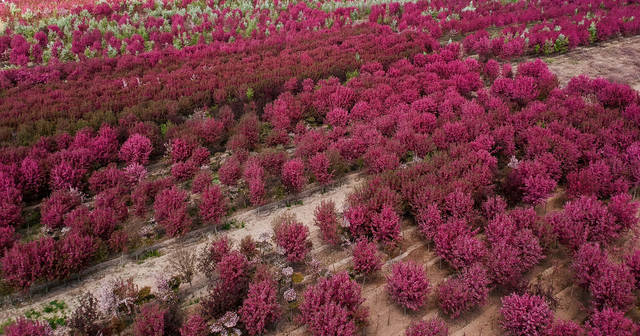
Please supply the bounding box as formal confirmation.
[19,157,43,194]
[314,200,340,245]
[548,196,625,251]
[487,230,544,287]
[57,231,96,278]
[2,239,55,289]
[434,219,486,271]
[444,190,474,220]
[95,187,129,222]
[416,204,442,241]
[124,163,147,185]
[548,320,585,336]
[191,170,212,194]
[243,159,266,206]
[386,261,430,311]
[437,264,490,318]
[364,146,399,173]
[0,172,22,227]
[217,251,250,289]
[190,146,210,167]
[88,165,126,194]
[219,155,242,186]
[179,314,208,336]
[169,137,196,163]
[153,186,192,237]
[91,124,119,165]
[41,189,81,229]
[120,134,153,165]
[170,160,198,181]
[134,303,166,336]
[486,211,544,286]
[195,117,225,147]
[483,59,500,82]
[4,318,52,336]
[198,185,227,227]
[351,239,382,275]
[326,107,349,127]
[625,249,640,289]
[405,318,448,336]
[1,230,94,289]
[208,236,231,265]
[586,308,637,336]
[299,272,367,336]
[566,161,628,199]
[500,293,553,336]
[239,279,282,336]
[91,207,118,240]
[273,216,310,263]
[49,160,86,190]
[572,242,609,288]
[607,193,639,232]
[309,151,333,185]
[588,262,635,311]
[522,174,557,205]
[372,205,401,247]
[344,205,371,239]
[0,226,17,252]
[199,235,231,276]
[482,196,507,221]
[282,158,306,193]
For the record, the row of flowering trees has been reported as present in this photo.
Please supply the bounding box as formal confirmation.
[2,0,639,67]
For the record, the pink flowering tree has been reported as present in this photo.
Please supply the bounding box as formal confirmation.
[586,308,637,336]
[309,152,333,186]
[191,170,212,194]
[386,261,430,311]
[218,155,242,186]
[548,320,584,336]
[572,242,609,288]
[179,314,208,336]
[548,196,624,251]
[437,264,490,318]
[313,200,340,245]
[273,214,310,264]
[153,186,192,237]
[282,158,306,194]
[625,249,640,289]
[198,185,228,228]
[119,134,153,165]
[243,159,266,206]
[500,293,552,336]
[239,279,281,335]
[352,239,382,276]
[405,318,448,336]
[198,236,231,277]
[372,205,402,247]
[133,303,167,336]
[299,272,367,336]
[41,189,81,229]
[588,263,635,311]
[4,318,52,336]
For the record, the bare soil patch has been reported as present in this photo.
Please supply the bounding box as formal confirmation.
[544,36,640,90]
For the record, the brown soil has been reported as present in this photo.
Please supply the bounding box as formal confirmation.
[544,36,640,90]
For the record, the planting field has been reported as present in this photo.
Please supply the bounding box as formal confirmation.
[1,0,640,335]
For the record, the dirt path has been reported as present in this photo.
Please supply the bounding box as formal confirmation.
[543,36,640,90]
